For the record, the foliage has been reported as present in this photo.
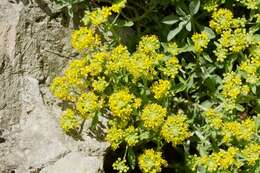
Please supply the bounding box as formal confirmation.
[51,0,260,172]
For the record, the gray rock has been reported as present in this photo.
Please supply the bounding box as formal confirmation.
[0,1,108,172]
[40,152,103,173]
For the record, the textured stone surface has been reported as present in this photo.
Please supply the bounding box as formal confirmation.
[0,0,108,172]
[40,152,103,173]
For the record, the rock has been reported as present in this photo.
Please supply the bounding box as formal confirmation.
[10,76,70,172]
[0,1,108,172]
[40,152,103,173]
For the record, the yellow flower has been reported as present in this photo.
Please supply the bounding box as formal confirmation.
[222,72,242,99]
[127,51,156,80]
[88,7,112,26]
[239,56,260,84]
[60,109,80,133]
[138,149,167,173]
[193,147,240,172]
[222,118,256,143]
[141,104,167,129]
[106,126,124,150]
[71,27,101,52]
[50,76,73,101]
[210,9,234,33]
[192,32,210,53]
[151,80,171,99]
[124,126,139,146]
[160,56,181,79]
[241,85,250,95]
[109,90,134,119]
[241,143,260,165]
[214,44,228,62]
[92,77,108,93]
[161,114,190,146]
[106,45,130,73]
[138,35,160,53]
[76,92,100,118]
[133,98,142,109]
[111,0,127,13]
[219,29,251,53]
[113,158,129,173]
[203,108,223,129]
[50,76,85,102]
[165,42,179,56]
[202,0,220,12]
[236,0,259,9]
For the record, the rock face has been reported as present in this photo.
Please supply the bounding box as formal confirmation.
[0,0,108,172]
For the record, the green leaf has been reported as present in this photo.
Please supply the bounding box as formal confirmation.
[186,21,192,31]
[162,15,180,25]
[90,112,99,131]
[200,100,213,109]
[167,22,185,41]
[202,26,216,39]
[204,76,216,91]
[139,131,150,140]
[176,6,187,16]
[127,148,136,170]
[167,27,182,41]
[189,0,200,15]
[174,83,187,93]
[202,53,213,63]
[115,20,134,27]
[236,104,245,112]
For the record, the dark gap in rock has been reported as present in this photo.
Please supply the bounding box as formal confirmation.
[0,137,6,143]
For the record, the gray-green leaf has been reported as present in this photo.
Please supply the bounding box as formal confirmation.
[162,15,180,25]
[189,0,200,15]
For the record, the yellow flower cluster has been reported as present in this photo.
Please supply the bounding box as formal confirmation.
[138,35,160,53]
[151,80,171,99]
[50,76,75,101]
[191,32,210,53]
[141,104,167,129]
[165,42,179,56]
[215,29,252,61]
[109,89,135,119]
[240,56,260,84]
[92,77,108,93]
[113,158,129,173]
[106,45,130,74]
[71,27,101,52]
[60,109,80,133]
[124,126,139,146]
[210,9,246,33]
[84,0,127,26]
[138,149,167,173]
[203,108,223,129]
[236,0,259,9]
[50,59,88,101]
[88,7,112,26]
[161,115,191,146]
[202,0,220,12]
[241,143,260,165]
[127,36,165,81]
[222,118,256,143]
[160,56,181,79]
[193,147,240,172]
[76,92,100,118]
[222,72,242,99]
[106,126,124,150]
[210,9,254,62]
[106,125,139,150]
[210,9,234,34]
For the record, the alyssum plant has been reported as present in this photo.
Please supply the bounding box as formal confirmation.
[51,0,260,172]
